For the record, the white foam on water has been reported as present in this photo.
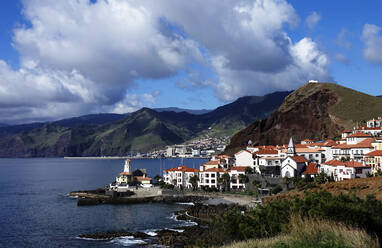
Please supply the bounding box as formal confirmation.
[175,202,195,206]
[75,236,110,241]
[143,230,158,236]
[109,236,147,246]
[165,228,185,233]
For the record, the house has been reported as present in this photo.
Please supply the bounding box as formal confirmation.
[281,138,308,178]
[367,117,382,128]
[198,167,226,189]
[331,133,375,162]
[320,160,371,181]
[163,165,199,189]
[228,166,247,189]
[235,150,255,168]
[364,150,382,175]
[256,156,282,176]
[209,154,234,169]
[302,162,319,178]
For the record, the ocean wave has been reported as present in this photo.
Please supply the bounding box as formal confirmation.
[109,236,146,246]
[143,229,158,236]
[75,236,110,241]
[175,202,195,206]
[167,213,198,227]
[165,228,184,233]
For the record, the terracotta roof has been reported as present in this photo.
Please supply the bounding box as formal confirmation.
[254,149,278,155]
[323,160,369,168]
[343,130,352,133]
[332,138,375,149]
[135,176,152,181]
[203,168,225,173]
[120,172,132,176]
[235,150,252,155]
[344,161,368,168]
[292,156,308,163]
[203,160,219,166]
[217,155,233,159]
[165,165,199,172]
[348,132,373,138]
[303,163,319,174]
[356,126,382,131]
[365,150,382,156]
[259,156,283,160]
[295,148,322,153]
[228,166,247,172]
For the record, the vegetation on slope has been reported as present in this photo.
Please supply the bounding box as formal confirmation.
[221,216,379,248]
[225,82,382,155]
[194,191,382,247]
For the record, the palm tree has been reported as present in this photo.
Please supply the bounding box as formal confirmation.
[218,173,231,191]
[238,174,249,184]
[189,175,199,191]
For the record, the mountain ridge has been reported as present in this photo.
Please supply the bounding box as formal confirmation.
[224,82,382,155]
[0,91,290,157]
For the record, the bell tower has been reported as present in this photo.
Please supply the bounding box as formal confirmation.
[287,137,296,155]
[123,158,131,173]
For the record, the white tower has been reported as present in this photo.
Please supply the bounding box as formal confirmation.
[287,137,296,155]
[123,158,131,173]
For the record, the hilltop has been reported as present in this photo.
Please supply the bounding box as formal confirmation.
[0,91,290,157]
[224,82,382,155]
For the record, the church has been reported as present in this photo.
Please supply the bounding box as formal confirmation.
[281,138,308,178]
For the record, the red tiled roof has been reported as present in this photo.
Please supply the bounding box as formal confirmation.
[292,156,308,163]
[356,126,382,131]
[203,168,225,173]
[303,163,319,174]
[343,130,352,133]
[203,160,219,166]
[348,132,373,138]
[332,138,375,149]
[254,149,278,155]
[229,166,247,172]
[235,150,252,155]
[365,150,382,156]
[120,172,132,176]
[165,165,199,172]
[323,160,369,168]
[135,176,152,181]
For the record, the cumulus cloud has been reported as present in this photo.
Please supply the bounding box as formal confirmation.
[361,24,382,64]
[334,53,350,65]
[336,28,351,49]
[0,0,332,123]
[305,11,321,30]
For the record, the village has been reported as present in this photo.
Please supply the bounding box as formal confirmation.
[157,117,382,191]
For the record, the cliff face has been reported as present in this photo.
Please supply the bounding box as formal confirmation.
[224,83,382,155]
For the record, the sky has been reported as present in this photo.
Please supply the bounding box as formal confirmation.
[0,0,381,124]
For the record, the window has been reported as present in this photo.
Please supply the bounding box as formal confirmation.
[211,179,215,183]
[206,179,209,183]
[211,173,215,178]
[205,174,209,178]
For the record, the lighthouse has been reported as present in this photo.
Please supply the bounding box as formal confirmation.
[123,158,132,174]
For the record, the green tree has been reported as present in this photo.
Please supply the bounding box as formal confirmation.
[218,173,231,191]
[189,175,199,191]
[238,174,249,184]
[245,167,253,174]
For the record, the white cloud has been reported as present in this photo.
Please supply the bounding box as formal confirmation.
[361,24,382,64]
[336,28,351,49]
[305,11,321,30]
[334,53,350,65]
[0,0,332,123]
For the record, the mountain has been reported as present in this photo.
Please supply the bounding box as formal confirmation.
[224,82,382,155]
[0,91,290,157]
[154,107,211,115]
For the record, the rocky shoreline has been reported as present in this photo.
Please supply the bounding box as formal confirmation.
[77,203,242,247]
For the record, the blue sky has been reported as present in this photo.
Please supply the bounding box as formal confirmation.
[0,0,381,124]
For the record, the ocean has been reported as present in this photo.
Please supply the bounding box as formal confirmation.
[0,158,207,247]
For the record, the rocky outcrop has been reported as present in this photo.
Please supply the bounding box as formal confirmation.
[224,82,378,155]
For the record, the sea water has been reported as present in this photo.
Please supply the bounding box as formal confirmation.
[0,158,207,247]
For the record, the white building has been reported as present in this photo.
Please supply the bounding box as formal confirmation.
[235,150,255,168]
[163,165,199,189]
[199,168,226,189]
[331,133,375,162]
[320,160,371,181]
[228,166,247,189]
[281,138,308,178]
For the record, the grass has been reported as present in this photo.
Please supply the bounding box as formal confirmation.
[220,215,379,248]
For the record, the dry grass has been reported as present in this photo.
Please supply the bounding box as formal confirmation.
[263,177,382,204]
[220,215,379,248]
